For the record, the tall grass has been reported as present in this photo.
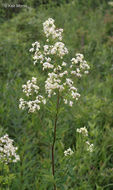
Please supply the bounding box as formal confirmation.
[0,0,113,189]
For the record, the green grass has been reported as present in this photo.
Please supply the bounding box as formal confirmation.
[0,0,113,189]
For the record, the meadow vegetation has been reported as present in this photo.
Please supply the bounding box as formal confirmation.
[0,0,113,189]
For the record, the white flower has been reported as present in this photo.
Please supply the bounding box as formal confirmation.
[43,62,54,70]
[64,99,68,104]
[86,141,94,152]
[84,70,89,74]
[71,58,78,64]
[45,57,51,62]
[29,48,34,52]
[44,45,49,54]
[64,148,74,156]
[69,101,73,107]
[66,78,73,87]
[59,71,68,78]
[76,127,88,137]
[43,18,63,41]
[42,99,46,104]
[19,98,26,110]
[70,54,90,77]
[62,61,67,66]
[71,91,80,100]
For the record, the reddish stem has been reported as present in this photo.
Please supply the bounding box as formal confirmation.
[51,91,60,190]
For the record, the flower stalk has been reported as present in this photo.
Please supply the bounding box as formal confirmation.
[52,90,60,190]
[19,18,90,190]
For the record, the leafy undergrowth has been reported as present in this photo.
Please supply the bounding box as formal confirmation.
[0,0,113,189]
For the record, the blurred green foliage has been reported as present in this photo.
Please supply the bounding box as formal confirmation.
[0,0,113,189]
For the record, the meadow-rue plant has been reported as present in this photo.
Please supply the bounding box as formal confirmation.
[19,18,90,189]
[76,127,94,153]
[0,134,19,188]
[0,134,20,164]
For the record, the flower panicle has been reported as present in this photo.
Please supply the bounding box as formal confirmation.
[76,127,94,152]
[0,134,20,164]
[20,18,90,113]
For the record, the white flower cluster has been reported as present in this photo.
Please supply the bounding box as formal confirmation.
[22,77,39,96]
[30,41,68,66]
[19,77,46,113]
[71,53,90,77]
[45,72,64,97]
[19,96,46,113]
[76,126,88,137]
[64,148,74,156]
[45,68,80,107]
[0,134,20,164]
[20,18,90,112]
[29,18,68,67]
[76,127,94,152]
[29,41,40,53]
[44,42,68,59]
[64,78,81,105]
[29,41,44,65]
[86,141,94,153]
[43,18,63,41]
[49,42,68,59]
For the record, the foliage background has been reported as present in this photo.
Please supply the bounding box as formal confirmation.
[0,0,113,189]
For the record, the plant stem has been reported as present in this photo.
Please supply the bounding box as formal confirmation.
[52,90,60,190]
